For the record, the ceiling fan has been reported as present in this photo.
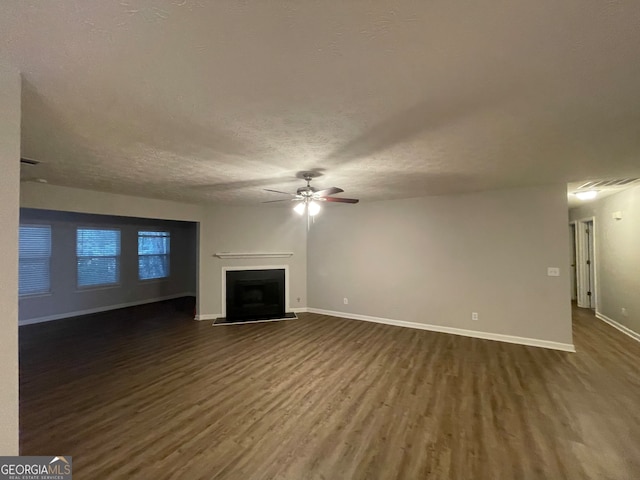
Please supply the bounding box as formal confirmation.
[263,171,359,220]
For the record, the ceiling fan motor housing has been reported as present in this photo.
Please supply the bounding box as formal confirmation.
[297,172,319,196]
[296,186,316,196]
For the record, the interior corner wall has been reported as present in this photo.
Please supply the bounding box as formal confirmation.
[0,62,20,455]
[197,205,308,317]
[308,184,573,347]
[570,185,640,336]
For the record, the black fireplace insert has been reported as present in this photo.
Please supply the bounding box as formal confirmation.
[225,269,286,321]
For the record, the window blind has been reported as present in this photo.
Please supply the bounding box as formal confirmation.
[138,230,170,280]
[77,228,121,287]
[19,225,51,296]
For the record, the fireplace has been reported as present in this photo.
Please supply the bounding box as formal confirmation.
[225,268,286,321]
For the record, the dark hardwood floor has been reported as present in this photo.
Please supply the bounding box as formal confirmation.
[19,301,640,479]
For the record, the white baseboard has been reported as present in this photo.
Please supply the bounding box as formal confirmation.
[291,307,308,313]
[19,293,196,326]
[596,312,640,343]
[307,308,576,352]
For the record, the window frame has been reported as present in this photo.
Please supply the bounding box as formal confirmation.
[76,226,122,289]
[137,230,171,281]
[18,223,52,297]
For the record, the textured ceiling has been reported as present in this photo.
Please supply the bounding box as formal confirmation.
[2,1,640,205]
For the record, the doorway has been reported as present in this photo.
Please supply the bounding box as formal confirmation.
[575,217,597,310]
[569,223,577,301]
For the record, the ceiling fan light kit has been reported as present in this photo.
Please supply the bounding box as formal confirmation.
[294,202,306,215]
[308,201,321,216]
[263,171,359,226]
[293,199,321,216]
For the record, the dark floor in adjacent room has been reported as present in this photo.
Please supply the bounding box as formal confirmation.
[19,301,640,479]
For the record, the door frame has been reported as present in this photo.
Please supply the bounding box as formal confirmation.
[569,222,577,301]
[575,216,598,310]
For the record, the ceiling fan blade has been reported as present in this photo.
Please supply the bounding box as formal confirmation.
[264,188,297,196]
[314,186,344,197]
[261,199,292,203]
[321,197,359,204]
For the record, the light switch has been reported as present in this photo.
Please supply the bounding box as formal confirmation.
[547,267,560,277]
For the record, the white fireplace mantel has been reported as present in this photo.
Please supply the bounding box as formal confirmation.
[213,252,294,259]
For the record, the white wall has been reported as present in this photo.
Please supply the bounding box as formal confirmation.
[21,183,204,222]
[308,184,573,348]
[0,61,20,454]
[19,209,197,324]
[570,185,640,336]
[20,179,573,349]
[197,205,308,318]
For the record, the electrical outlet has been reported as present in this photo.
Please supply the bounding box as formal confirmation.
[297,297,301,303]
[343,297,349,305]
[547,267,560,277]
[472,312,479,321]
[622,307,628,317]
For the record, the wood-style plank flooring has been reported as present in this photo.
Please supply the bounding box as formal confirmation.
[19,301,640,479]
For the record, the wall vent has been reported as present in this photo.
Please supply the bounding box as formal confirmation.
[576,178,639,190]
[20,158,40,166]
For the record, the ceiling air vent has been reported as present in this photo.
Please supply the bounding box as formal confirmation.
[576,178,639,190]
[20,158,40,166]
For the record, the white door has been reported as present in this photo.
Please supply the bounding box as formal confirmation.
[576,218,597,309]
[586,221,596,309]
[569,224,577,301]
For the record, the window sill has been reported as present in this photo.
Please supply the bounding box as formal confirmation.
[138,277,170,283]
[76,284,121,293]
[19,292,52,300]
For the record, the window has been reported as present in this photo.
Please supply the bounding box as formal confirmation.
[19,225,51,296]
[77,228,121,287]
[138,231,170,280]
